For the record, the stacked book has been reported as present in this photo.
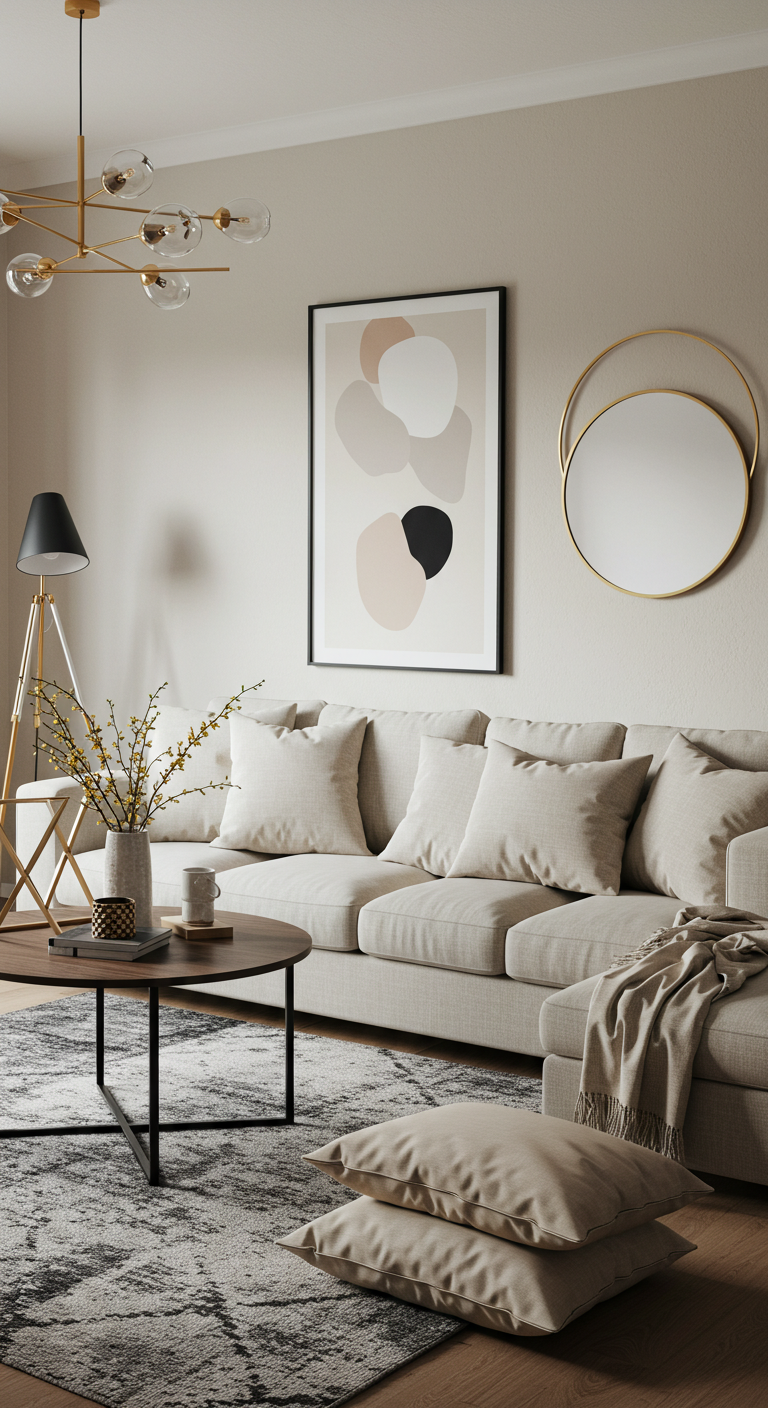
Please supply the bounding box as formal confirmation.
[48,925,171,961]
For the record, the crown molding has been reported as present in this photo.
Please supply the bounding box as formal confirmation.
[3,27,767,192]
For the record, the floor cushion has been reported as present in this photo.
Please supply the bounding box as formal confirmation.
[56,841,259,910]
[216,854,433,952]
[358,877,580,976]
[505,892,683,989]
[539,967,768,1091]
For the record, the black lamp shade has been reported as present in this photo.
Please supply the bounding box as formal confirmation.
[17,493,89,576]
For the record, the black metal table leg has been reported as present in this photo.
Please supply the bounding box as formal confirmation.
[148,986,160,1185]
[285,965,294,1124]
[95,986,104,1086]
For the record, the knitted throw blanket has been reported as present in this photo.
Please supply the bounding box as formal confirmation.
[574,906,768,1161]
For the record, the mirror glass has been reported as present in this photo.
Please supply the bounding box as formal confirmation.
[563,391,748,597]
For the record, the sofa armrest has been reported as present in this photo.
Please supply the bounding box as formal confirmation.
[15,777,113,903]
[726,827,768,918]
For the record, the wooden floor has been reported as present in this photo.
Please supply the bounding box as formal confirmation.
[1,980,767,1408]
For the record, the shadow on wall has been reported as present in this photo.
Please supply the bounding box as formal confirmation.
[120,513,214,707]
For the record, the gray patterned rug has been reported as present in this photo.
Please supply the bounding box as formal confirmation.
[0,993,541,1408]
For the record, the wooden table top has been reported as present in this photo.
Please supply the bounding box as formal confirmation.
[0,909,312,989]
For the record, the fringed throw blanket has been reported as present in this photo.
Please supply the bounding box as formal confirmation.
[575,906,768,1161]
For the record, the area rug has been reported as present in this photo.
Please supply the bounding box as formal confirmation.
[0,993,541,1408]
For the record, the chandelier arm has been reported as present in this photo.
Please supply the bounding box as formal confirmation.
[0,188,77,206]
[11,211,81,247]
[84,188,109,204]
[16,203,82,212]
[49,252,82,268]
[87,233,142,252]
[52,267,231,274]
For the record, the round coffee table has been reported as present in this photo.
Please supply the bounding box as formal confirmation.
[0,909,311,1186]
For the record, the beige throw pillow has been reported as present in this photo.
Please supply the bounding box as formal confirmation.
[278,1196,694,1336]
[623,731,768,903]
[378,736,487,876]
[304,1105,711,1250]
[447,741,651,895]
[212,716,370,857]
[147,701,296,843]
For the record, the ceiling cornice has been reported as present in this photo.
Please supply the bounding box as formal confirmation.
[3,26,767,192]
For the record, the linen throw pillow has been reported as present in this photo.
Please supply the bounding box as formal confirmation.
[278,1197,694,1337]
[447,741,651,895]
[212,716,370,856]
[623,731,768,903]
[378,736,487,876]
[304,1105,711,1250]
[147,701,297,843]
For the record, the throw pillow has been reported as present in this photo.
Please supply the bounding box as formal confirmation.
[447,741,652,895]
[278,1196,694,1336]
[378,736,487,876]
[147,701,297,843]
[304,1105,711,1250]
[212,716,370,856]
[623,731,768,903]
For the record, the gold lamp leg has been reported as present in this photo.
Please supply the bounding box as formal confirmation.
[1,597,40,829]
[33,574,46,782]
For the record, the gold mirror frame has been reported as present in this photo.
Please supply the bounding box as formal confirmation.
[558,330,760,599]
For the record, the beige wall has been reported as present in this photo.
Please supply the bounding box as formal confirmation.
[4,66,768,777]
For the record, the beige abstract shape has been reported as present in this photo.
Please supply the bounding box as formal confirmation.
[335,380,411,476]
[409,405,472,503]
[360,317,415,383]
[357,513,426,630]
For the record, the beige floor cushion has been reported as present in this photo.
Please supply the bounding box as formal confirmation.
[448,745,651,895]
[213,716,370,857]
[216,854,433,951]
[56,841,259,911]
[378,736,487,876]
[278,1196,694,1336]
[506,892,683,989]
[623,732,768,905]
[319,703,488,854]
[147,701,297,843]
[487,717,626,762]
[358,877,579,976]
[539,967,768,1091]
[305,1105,710,1248]
[208,696,326,731]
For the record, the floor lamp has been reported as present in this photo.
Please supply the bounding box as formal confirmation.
[0,493,93,931]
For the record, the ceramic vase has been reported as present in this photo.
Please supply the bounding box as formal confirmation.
[103,830,153,930]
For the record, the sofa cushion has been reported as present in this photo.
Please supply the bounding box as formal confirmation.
[318,703,488,854]
[378,736,487,877]
[358,877,579,976]
[147,701,297,843]
[447,744,651,896]
[56,841,259,911]
[216,854,432,951]
[213,716,370,857]
[539,967,768,1091]
[487,717,626,762]
[278,1196,694,1337]
[623,722,768,801]
[506,892,684,989]
[208,695,325,731]
[623,733,768,904]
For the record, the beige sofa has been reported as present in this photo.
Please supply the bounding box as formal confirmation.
[15,700,768,1184]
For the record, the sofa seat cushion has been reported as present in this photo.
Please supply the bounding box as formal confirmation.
[358,878,579,976]
[539,968,768,1091]
[216,854,432,952]
[56,841,259,910]
[506,892,684,989]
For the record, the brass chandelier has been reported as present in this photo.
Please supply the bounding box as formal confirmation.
[0,0,270,310]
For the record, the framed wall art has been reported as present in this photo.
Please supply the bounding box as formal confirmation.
[309,286,505,672]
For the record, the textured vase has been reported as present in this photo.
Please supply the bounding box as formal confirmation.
[103,831,153,930]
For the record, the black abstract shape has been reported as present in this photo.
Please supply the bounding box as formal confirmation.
[401,506,453,580]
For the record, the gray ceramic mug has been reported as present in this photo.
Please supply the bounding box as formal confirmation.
[181,867,221,925]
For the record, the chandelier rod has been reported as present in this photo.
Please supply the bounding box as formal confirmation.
[79,10,83,137]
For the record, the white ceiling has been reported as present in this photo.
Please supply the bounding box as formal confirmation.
[2,0,767,189]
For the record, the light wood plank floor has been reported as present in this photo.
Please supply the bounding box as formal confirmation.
[1,980,767,1408]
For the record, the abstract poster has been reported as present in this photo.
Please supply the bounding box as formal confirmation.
[309,287,504,672]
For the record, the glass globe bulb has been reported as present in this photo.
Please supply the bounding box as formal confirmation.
[0,193,19,235]
[140,204,202,257]
[6,253,54,299]
[141,265,190,311]
[102,149,154,199]
[214,198,270,244]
